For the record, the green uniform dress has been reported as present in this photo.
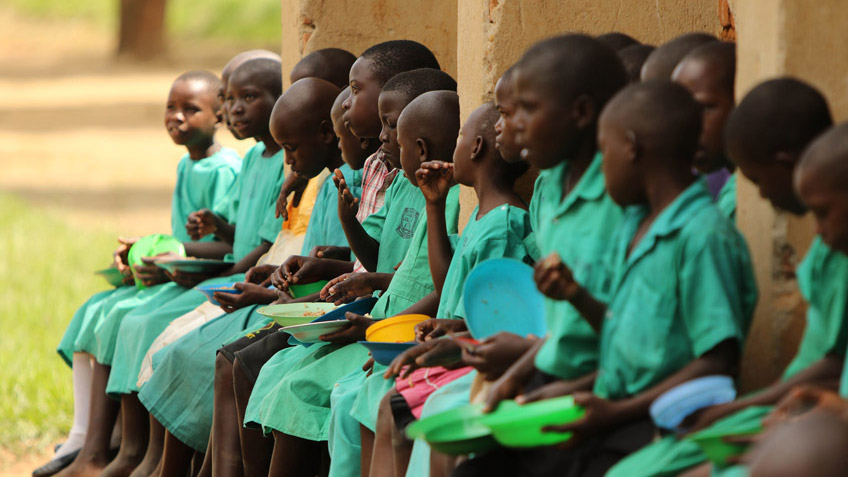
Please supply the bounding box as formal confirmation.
[136,165,361,452]
[532,153,624,381]
[328,203,540,477]
[56,148,241,366]
[607,236,848,477]
[243,186,460,441]
[103,143,284,397]
[716,173,737,220]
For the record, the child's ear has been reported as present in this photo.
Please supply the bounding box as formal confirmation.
[573,93,596,130]
[359,137,371,151]
[319,119,336,144]
[625,130,639,162]
[470,135,485,161]
[416,138,429,162]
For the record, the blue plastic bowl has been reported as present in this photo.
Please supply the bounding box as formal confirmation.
[358,341,417,366]
[650,375,737,431]
[195,282,241,306]
[286,297,379,347]
[462,258,547,339]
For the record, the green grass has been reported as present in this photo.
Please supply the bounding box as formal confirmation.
[0,194,117,454]
[5,0,280,44]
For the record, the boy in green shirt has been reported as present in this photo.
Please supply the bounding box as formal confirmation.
[460,81,757,477]
[608,78,842,477]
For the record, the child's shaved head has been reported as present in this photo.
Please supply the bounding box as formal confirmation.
[470,102,530,181]
[271,78,340,178]
[796,123,848,252]
[396,91,460,184]
[597,32,640,51]
[382,68,457,103]
[725,78,832,213]
[222,49,281,84]
[641,32,718,81]
[174,70,223,108]
[748,410,848,477]
[230,58,283,99]
[291,48,357,87]
[618,44,655,83]
[361,40,440,85]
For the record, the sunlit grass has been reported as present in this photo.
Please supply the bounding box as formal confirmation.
[0,194,117,454]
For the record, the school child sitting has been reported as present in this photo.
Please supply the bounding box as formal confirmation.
[607,78,839,477]
[672,42,738,217]
[48,70,241,477]
[459,81,758,477]
[363,100,538,477]
[640,32,717,81]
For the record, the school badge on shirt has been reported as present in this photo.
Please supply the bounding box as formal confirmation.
[396,208,420,239]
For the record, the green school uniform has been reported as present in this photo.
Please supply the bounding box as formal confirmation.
[57,148,241,366]
[243,186,460,441]
[532,153,624,380]
[137,166,361,451]
[171,149,241,243]
[716,173,737,220]
[594,180,757,400]
[327,204,538,477]
[104,144,285,396]
[608,236,848,477]
[361,174,427,273]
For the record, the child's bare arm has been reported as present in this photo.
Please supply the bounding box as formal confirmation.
[220,241,272,276]
[182,241,233,259]
[417,162,456,294]
[334,169,381,271]
[186,209,235,244]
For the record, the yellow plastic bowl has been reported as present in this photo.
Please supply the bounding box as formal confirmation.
[365,314,429,342]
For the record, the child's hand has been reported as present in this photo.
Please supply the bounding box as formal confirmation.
[309,245,350,261]
[540,392,622,440]
[363,357,375,377]
[186,209,218,240]
[319,312,374,344]
[534,253,581,301]
[113,236,138,275]
[214,282,277,313]
[320,273,379,305]
[272,287,294,304]
[276,172,309,220]
[461,332,536,381]
[333,169,360,222]
[133,257,169,287]
[765,386,848,427]
[244,264,279,286]
[483,350,539,413]
[414,318,468,342]
[164,269,211,289]
[384,338,464,379]
[682,401,739,435]
[276,256,330,289]
[415,161,455,203]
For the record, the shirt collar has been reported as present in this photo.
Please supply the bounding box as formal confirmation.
[552,151,606,212]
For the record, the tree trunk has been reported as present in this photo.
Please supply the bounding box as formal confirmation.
[117,0,167,59]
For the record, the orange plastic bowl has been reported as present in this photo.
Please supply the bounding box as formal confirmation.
[365,314,429,342]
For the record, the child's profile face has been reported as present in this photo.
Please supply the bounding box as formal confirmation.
[795,167,848,253]
[452,109,485,187]
[494,77,523,163]
[272,116,330,180]
[673,59,734,174]
[377,91,405,172]
[164,79,220,147]
[332,109,368,170]
[225,74,277,140]
[512,72,579,170]
[733,151,806,214]
[598,111,639,206]
[343,58,383,139]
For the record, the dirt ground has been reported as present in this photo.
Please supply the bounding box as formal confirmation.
[0,8,265,475]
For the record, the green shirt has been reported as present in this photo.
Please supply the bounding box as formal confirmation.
[532,153,624,380]
[300,164,362,255]
[594,180,757,400]
[780,237,848,380]
[170,148,242,243]
[361,175,427,273]
[370,186,461,318]
[436,204,540,320]
[716,173,737,220]
[214,142,286,261]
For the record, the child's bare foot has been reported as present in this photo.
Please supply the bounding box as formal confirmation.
[99,451,144,477]
[53,455,109,477]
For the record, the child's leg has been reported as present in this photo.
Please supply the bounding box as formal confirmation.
[159,431,195,476]
[57,353,93,456]
[127,416,165,477]
[268,431,324,477]
[209,353,245,477]
[56,363,120,477]
[101,393,150,477]
[194,436,212,477]
[359,426,375,477]
[370,391,411,477]
[233,356,273,476]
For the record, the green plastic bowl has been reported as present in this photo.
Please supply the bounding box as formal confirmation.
[95,268,126,287]
[289,280,329,299]
[256,302,338,327]
[406,403,497,456]
[480,396,585,447]
[688,423,762,466]
[127,234,185,289]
